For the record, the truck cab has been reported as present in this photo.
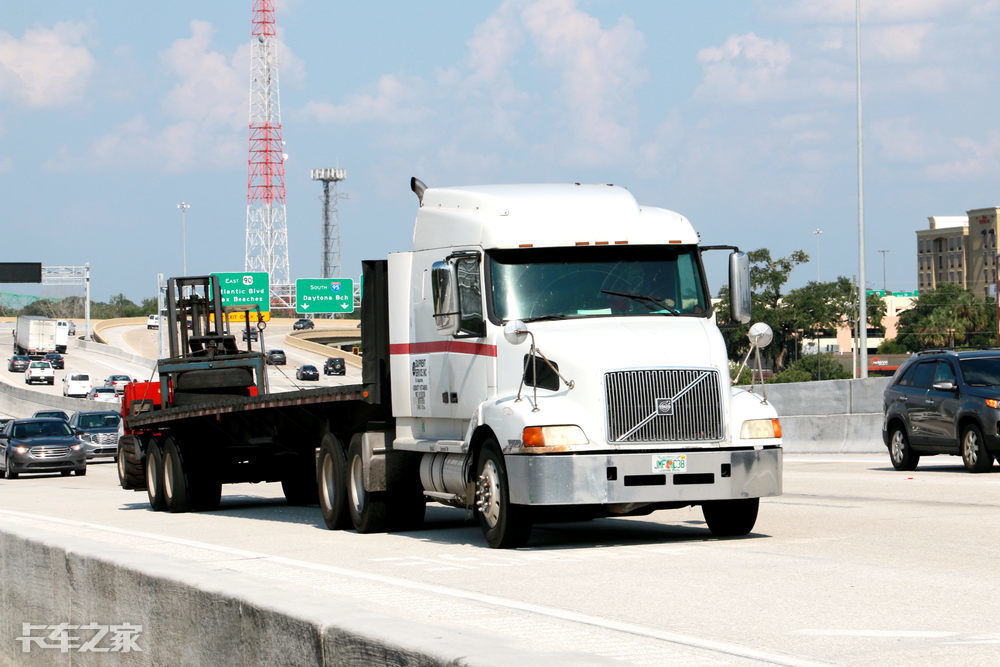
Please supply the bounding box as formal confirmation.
[385,181,781,546]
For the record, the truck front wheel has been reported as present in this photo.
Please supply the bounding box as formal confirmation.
[318,434,350,530]
[476,443,531,548]
[347,435,386,533]
[702,498,759,537]
[146,440,166,511]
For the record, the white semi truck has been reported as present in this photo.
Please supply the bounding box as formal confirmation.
[120,179,782,549]
[14,315,58,358]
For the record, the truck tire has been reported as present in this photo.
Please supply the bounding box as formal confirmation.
[118,437,146,490]
[348,435,386,533]
[163,437,193,513]
[476,442,531,548]
[146,440,166,511]
[318,434,350,530]
[281,454,319,506]
[386,451,425,531]
[702,498,759,537]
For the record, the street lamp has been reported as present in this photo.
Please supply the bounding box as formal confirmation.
[878,249,889,293]
[177,202,190,275]
[813,228,823,281]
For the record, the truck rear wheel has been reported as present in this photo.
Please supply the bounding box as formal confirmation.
[348,435,386,533]
[476,443,531,548]
[318,434,350,530]
[702,498,759,537]
[118,437,146,490]
[146,440,166,511]
[163,438,193,513]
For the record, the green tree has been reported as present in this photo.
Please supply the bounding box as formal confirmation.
[772,353,851,383]
[895,285,994,351]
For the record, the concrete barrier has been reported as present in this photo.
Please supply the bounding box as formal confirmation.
[0,523,603,666]
[741,377,891,454]
[71,338,156,371]
[284,329,363,369]
[0,378,92,418]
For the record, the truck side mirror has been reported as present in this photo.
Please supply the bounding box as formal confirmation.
[729,251,751,324]
[431,261,460,336]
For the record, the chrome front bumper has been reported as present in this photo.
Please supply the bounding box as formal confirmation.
[505,447,782,505]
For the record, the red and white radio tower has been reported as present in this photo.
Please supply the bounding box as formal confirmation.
[246,0,292,309]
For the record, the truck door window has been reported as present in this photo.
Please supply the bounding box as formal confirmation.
[455,256,486,337]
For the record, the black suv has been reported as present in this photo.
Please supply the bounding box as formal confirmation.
[883,350,1000,472]
[293,318,314,330]
[323,357,345,376]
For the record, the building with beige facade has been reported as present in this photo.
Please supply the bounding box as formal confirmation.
[916,207,1000,298]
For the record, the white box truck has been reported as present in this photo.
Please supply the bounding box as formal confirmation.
[14,315,58,358]
[120,179,782,549]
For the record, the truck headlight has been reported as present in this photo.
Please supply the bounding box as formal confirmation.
[740,419,781,439]
[522,425,589,448]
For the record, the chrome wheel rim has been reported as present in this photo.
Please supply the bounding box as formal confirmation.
[321,454,335,510]
[964,431,979,465]
[891,431,905,463]
[349,454,365,514]
[476,459,502,528]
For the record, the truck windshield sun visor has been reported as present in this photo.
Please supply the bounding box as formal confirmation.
[487,245,709,323]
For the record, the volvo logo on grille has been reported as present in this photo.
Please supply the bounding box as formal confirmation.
[656,397,674,415]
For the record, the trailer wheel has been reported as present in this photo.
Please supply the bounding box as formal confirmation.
[118,437,146,490]
[146,440,166,511]
[348,435,386,533]
[476,442,532,548]
[162,438,193,513]
[701,498,759,537]
[318,434,350,530]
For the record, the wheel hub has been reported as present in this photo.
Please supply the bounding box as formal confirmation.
[475,461,501,528]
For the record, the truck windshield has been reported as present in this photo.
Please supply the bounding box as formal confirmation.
[488,245,709,322]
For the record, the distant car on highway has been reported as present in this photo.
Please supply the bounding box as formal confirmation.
[242,328,259,342]
[323,357,345,376]
[293,318,314,330]
[8,355,30,373]
[883,349,1000,473]
[68,410,121,459]
[66,320,77,336]
[43,353,65,369]
[105,374,132,394]
[265,349,286,365]
[33,410,69,421]
[25,361,55,385]
[62,373,93,398]
[295,364,319,381]
[147,314,159,330]
[0,418,86,478]
[86,386,120,404]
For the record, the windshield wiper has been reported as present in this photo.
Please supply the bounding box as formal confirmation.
[600,289,680,315]
[525,314,571,322]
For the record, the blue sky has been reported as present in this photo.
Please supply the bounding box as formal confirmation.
[2,0,999,301]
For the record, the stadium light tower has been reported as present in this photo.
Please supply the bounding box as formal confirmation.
[310,168,347,279]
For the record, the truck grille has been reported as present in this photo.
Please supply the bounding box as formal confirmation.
[605,369,723,443]
[30,445,71,459]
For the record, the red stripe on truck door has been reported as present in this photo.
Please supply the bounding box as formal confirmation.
[389,341,497,357]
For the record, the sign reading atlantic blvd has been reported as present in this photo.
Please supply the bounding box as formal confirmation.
[211,272,270,322]
[296,278,354,314]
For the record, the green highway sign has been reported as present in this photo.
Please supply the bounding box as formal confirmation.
[211,272,270,322]
[296,278,354,314]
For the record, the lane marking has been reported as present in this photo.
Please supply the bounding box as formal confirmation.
[0,508,824,667]
[784,458,884,464]
[792,629,957,639]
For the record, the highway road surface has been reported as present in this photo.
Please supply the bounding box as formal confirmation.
[2,454,999,664]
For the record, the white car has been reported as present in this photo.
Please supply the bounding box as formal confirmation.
[86,386,120,404]
[105,374,132,394]
[63,373,93,398]
[25,361,55,385]
[147,314,159,330]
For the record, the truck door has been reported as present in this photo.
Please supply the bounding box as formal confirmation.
[448,254,491,422]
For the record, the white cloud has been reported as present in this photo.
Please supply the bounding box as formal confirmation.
[772,0,978,23]
[0,21,96,108]
[869,23,931,61]
[924,131,1000,181]
[300,74,428,124]
[160,20,245,128]
[694,33,792,103]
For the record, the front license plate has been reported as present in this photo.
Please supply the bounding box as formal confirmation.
[652,454,686,473]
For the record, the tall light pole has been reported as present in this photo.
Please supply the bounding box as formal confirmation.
[177,202,190,275]
[813,228,823,281]
[856,0,869,378]
[879,249,889,293]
